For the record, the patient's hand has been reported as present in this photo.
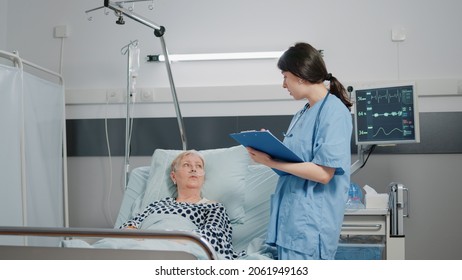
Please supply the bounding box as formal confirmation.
[123,225,144,240]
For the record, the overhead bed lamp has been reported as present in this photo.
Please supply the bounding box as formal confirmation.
[147,51,283,62]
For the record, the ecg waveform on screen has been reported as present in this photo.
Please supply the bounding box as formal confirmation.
[372,127,404,138]
[370,91,402,104]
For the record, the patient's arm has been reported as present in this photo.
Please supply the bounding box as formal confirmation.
[119,202,158,229]
[195,203,236,259]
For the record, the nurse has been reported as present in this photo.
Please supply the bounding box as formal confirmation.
[246,42,353,260]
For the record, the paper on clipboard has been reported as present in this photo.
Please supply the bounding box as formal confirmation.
[229,130,303,175]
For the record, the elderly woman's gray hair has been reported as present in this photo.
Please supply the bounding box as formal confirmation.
[170,150,205,172]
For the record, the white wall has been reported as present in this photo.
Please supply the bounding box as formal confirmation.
[4,0,462,260]
[9,1,462,87]
[6,0,462,111]
[0,0,7,50]
[6,0,462,118]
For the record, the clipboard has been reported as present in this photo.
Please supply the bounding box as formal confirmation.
[229,130,303,175]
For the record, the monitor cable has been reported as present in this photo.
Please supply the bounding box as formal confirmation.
[359,144,376,169]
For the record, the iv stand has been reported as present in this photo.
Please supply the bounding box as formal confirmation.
[101,0,188,153]
[120,40,138,187]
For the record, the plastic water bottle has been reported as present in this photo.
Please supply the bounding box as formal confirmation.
[346,183,365,209]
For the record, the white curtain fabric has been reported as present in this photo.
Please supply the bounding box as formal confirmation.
[0,64,64,246]
[23,71,64,246]
[0,65,24,245]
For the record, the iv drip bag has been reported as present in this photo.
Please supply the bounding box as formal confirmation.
[129,45,140,78]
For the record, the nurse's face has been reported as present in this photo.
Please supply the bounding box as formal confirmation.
[282,71,306,100]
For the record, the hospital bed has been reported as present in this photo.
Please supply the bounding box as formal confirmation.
[0,145,279,260]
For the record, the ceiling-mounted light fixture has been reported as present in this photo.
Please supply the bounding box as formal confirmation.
[147,51,283,62]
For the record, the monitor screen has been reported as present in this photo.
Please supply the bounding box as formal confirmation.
[353,82,420,145]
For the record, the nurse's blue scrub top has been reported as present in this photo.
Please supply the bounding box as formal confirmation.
[266,94,352,259]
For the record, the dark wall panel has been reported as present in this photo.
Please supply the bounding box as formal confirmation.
[66,112,462,156]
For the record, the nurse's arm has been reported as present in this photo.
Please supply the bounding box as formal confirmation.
[275,161,335,184]
[246,147,335,184]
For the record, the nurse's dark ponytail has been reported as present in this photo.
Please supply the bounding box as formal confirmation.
[278,42,353,110]
[325,74,353,110]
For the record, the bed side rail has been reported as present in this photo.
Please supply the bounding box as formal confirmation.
[0,226,217,260]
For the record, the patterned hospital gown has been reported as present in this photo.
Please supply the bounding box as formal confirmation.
[120,197,245,260]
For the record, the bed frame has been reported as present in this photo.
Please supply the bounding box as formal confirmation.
[0,226,217,260]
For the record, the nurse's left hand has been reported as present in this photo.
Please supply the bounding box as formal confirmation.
[246,147,272,166]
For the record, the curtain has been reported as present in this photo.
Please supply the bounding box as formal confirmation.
[0,65,24,245]
[0,64,64,246]
[23,71,64,245]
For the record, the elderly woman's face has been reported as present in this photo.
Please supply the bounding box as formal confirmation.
[171,153,205,191]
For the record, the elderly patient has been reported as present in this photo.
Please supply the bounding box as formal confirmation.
[120,150,245,260]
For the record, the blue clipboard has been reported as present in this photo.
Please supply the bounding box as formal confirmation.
[229,130,303,175]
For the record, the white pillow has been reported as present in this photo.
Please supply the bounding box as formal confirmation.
[141,145,251,224]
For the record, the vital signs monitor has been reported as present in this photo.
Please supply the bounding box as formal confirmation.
[353,82,420,146]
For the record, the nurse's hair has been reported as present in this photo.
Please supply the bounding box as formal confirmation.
[278,42,353,110]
